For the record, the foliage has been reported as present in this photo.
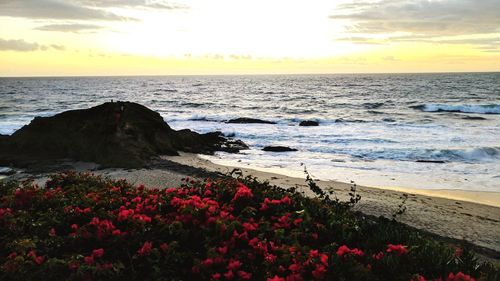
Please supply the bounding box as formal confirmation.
[0,172,497,280]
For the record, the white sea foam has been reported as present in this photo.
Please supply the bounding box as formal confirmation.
[416,104,500,114]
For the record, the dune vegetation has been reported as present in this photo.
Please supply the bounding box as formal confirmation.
[0,172,497,280]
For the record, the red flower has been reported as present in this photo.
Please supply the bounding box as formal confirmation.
[224,270,234,280]
[289,263,301,272]
[265,253,277,264]
[411,275,427,281]
[336,245,364,257]
[160,243,168,253]
[312,264,327,279]
[34,256,45,265]
[281,195,292,205]
[49,228,56,237]
[268,275,285,281]
[138,241,153,256]
[92,248,104,258]
[238,271,252,280]
[372,251,384,260]
[320,254,328,266]
[84,255,94,265]
[386,244,408,256]
[211,273,221,280]
[227,259,242,271]
[336,245,351,257]
[232,183,253,201]
[446,272,475,281]
[68,261,80,270]
[202,258,214,267]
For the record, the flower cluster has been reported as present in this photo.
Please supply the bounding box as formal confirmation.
[0,172,492,280]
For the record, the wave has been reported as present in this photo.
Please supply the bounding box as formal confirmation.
[411,104,500,114]
[443,147,500,162]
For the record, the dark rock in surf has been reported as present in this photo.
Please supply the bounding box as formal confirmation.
[462,116,487,120]
[262,146,298,152]
[299,120,319,126]
[226,118,276,124]
[416,160,446,164]
[0,102,248,168]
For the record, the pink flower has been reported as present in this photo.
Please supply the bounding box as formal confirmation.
[138,241,153,256]
[49,228,56,237]
[386,244,408,256]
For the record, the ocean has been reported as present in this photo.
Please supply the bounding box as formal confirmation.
[1,73,499,191]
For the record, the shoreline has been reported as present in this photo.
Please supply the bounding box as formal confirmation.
[172,153,500,208]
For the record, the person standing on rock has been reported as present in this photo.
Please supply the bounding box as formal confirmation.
[115,102,124,130]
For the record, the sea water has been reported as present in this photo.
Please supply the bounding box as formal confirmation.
[0,73,499,191]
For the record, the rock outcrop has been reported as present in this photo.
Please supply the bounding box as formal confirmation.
[299,120,319,126]
[226,118,276,124]
[262,146,298,152]
[0,102,248,168]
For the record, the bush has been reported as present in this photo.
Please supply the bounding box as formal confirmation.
[0,172,497,280]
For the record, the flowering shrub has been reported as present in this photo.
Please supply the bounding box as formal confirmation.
[0,172,497,280]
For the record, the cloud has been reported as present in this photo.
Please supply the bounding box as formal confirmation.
[0,39,40,52]
[78,0,188,10]
[35,23,105,33]
[0,0,134,21]
[330,0,500,36]
[0,38,65,52]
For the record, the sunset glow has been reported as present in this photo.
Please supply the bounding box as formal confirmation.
[1,0,499,76]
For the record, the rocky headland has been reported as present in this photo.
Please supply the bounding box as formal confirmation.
[0,102,247,168]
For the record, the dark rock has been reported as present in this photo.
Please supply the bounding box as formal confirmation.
[462,116,487,120]
[226,118,276,124]
[0,102,248,168]
[416,160,446,164]
[299,120,319,126]
[262,146,298,152]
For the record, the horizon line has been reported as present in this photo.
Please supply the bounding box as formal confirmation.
[1,70,499,78]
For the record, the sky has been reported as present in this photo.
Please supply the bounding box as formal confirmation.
[0,0,499,76]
